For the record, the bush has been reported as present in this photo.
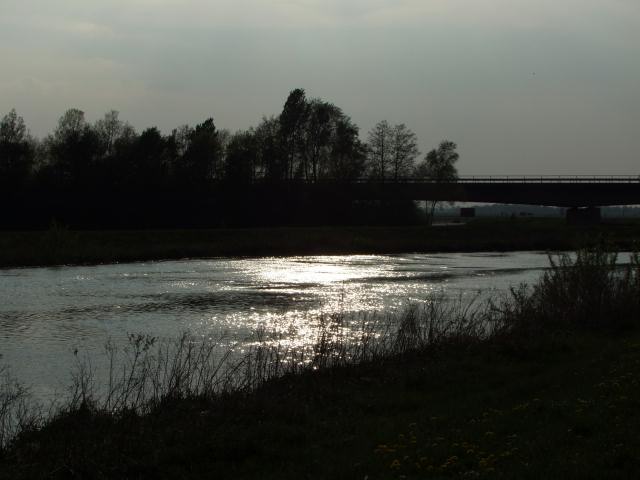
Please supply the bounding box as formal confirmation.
[491,248,640,346]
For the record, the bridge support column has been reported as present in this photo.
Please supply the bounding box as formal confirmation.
[566,207,601,226]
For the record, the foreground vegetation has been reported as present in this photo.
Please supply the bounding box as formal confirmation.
[3,218,640,268]
[0,248,639,479]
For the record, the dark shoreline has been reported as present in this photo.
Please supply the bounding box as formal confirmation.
[2,218,640,269]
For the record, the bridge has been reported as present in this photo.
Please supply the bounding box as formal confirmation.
[320,176,640,207]
[257,176,640,224]
[3,176,639,229]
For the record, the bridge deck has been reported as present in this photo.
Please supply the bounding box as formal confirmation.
[262,176,640,207]
[343,176,640,184]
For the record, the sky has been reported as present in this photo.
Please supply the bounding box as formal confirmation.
[1,0,639,174]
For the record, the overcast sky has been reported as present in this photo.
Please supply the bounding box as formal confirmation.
[1,0,638,174]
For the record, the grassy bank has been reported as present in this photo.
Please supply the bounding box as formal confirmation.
[0,248,639,478]
[3,333,640,479]
[2,218,640,267]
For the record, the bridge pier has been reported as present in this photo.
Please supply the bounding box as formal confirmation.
[566,207,601,226]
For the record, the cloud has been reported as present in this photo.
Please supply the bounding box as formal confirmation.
[1,0,639,173]
[2,0,638,32]
[56,20,116,37]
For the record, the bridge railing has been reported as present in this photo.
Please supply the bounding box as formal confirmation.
[439,175,640,184]
[308,175,640,184]
[246,176,640,186]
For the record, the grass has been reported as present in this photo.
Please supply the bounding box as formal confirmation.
[0,247,639,478]
[2,218,640,267]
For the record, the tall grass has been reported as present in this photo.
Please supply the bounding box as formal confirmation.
[0,247,638,450]
[0,368,41,448]
[489,249,640,346]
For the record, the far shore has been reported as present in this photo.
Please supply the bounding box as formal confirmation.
[2,218,640,268]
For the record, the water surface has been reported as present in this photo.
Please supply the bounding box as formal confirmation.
[0,252,557,397]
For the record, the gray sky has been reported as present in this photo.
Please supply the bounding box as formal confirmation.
[1,0,638,174]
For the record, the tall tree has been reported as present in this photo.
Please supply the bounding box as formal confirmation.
[254,116,281,181]
[178,118,221,188]
[94,110,126,157]
[224,130,258,184]
[328,116,367,180]
[367,120,393,180]
[170,125,193,158]
[300,99,341,182]
[279,88,308,180]
[0,109,35,190]
[127,127,171,190]
[415,140,460,224]
[390,123,420,180]
[46,109,101,189]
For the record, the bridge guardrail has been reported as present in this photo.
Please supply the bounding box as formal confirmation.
[244,176,640,186]
[290,176,640,184]
[433,175,640,184]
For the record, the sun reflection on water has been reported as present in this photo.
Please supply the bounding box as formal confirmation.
[0,251,558,399]
[258,256,368,285]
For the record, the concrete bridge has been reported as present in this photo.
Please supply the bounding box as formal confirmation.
[266,176,640,223]
[327,176,640,207]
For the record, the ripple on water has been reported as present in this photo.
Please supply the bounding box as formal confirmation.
[0,251,572,400]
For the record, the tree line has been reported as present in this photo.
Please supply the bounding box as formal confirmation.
[0,89,459,193]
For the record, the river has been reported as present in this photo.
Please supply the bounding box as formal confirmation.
[0,251,563,398]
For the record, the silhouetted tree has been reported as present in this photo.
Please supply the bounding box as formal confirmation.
[2,91,451,227]
[95,110,126,157]
[255,116,282,181]
[170,125,193,158]
[416,140,460,224]
[390,124,419,180]
[367,120,393,180]
[0,109,35,190]
[279,89,309,180]
[328,116,367,180]
[225,130,258,184]
[46,109,102,189]
[177,118,221,189]
[299,99,343,181]
[127,127,171,190]
[92,111,139,189]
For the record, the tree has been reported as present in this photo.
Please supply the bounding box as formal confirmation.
[224,130,258,184]
[254,116,282,181]
[178,118,221,188]
[279,88,308,180]
[366,120,393,180]
[300,99,342,182]
[94,110,131,157]
[54,108,86,140]
[0,109,27,144]
[415,140,460,224]
[328,116,367,180]
[46,109,102,189]
[93,110,140,189]
[0,109,35,190]
[390,124,420,180]
[127,127,171,190]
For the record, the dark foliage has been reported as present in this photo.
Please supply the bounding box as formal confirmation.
[1,90,450,228]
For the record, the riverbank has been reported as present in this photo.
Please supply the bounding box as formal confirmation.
[0,248,639,478]
[2,218,640,268]
[1,334,639,479]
